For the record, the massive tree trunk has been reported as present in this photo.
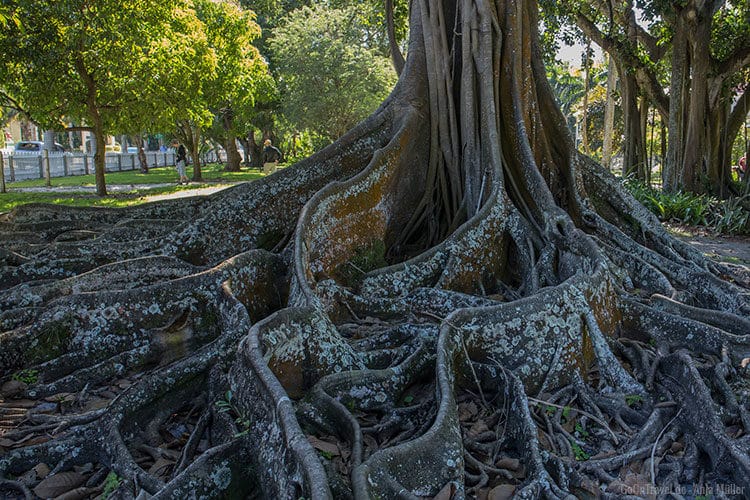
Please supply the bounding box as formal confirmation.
[1,1,749,499]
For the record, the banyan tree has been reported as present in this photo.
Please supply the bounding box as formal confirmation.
[1,0,749,498]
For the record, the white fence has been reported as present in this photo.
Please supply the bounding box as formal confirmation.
[0,150,227,182]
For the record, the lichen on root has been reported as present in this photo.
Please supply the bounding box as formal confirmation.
[2,0,750,498]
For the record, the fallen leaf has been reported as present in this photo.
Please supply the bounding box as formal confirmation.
[34,463,51,479]
[0,399,36,408]
[72,463,93,474]
[432,481,455,500]
[148,458,175,478]
[741,358,749,369]
[33,471,85,498]
[44,393,76,404]
[458,401,479,421]
[307,436,340,456]
[53,486,95,500]
[494,457,520,471]
[0,438,16,448]
[488,484,515,500]
[467,420,489,438]
[1,380,28,398]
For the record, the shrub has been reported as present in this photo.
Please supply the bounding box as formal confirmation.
[624,179,750,235]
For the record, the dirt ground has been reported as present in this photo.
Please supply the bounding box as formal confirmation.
[667,223,750,267]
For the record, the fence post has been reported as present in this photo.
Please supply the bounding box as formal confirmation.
[63,155,69,176]
[8,155,14,182]
[43,149,51,186]
[117,153,122,171]
[0,154,6,193]
[83,155,89,175]
[38,155,44,179]
[131,154,135,170]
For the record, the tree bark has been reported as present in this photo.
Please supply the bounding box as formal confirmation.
[135,134,149,173]
[0,1,748,498]
[602,56,617,170]
[618,65,646,180]
[663,19,689,192]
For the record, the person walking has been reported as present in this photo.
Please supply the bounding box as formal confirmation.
[174,140,189,184]
[262,139,282,175]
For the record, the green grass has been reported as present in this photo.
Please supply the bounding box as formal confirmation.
[0,163,275,213]
[7,163,266,188]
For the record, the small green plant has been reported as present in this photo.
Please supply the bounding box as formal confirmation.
[561,406,571,421]
[574,422,589,437]
[319,450,334,460]
[545,405,556,416]
[570,441,590,461]
[624,178,750,235]
[101,471,123,499]
[215,390,251,437]
[12,368,39,384]
[648,338,656,347]
[625,394,643,407]
[403,395,414,404]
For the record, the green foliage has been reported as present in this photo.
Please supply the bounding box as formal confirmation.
[101,472,123,500]
[215,390,251,437]
[625,179,750,235]
[335,240,388,286]
[561,406,571,420]
[574,422,589,437]
[570,440,590,461]
[269,4,397,142]
[625,394,643,407]
[0,0,214,132]
[713,195,750,235]
[12,368,38,384]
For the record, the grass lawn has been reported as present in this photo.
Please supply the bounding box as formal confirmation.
[6,163,265,188]
[0,163,275,213]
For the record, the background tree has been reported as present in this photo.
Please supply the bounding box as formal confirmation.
[193,0,270,173]
[544,0,750,195]
[0,0,213,195]
[0,1,748,499]
[269,4,398,144]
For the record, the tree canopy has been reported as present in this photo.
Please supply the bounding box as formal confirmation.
[269,4,398,142]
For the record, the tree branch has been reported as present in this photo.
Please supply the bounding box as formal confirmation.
[714,43,750,79]
[386,0,405,76]
[575,13,669,118]
[727,85,750,151]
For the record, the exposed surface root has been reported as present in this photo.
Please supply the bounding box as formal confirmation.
[2,0,749,498]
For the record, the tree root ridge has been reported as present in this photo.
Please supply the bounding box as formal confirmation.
[2,0,750,498]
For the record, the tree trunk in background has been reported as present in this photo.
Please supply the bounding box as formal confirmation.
[135,134,148,173]
[0,1,748,498]
[664,21,688,192]
[190,126,203,181]
[619,67,646,180]
[581,41,591,156]
[223,136,242,172]
[602,57,617,170]
[640,99,649,184]
[222,111,242,172]
[42,130,55,152]
[680,15,711,193]
[247,131,263,170]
